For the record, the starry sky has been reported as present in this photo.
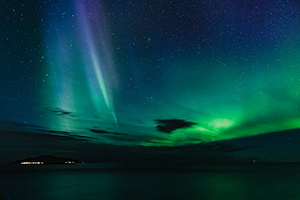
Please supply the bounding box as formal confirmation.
[1,0,300,163]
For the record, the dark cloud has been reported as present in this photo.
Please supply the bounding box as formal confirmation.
[90,129,128,136]
[34,129,70,134]
[72,134,95,141]
[24,124,45,129]
[3,130,90,144]
[32,129,94,143]
[90,129,112,134]
[89,129,164,144]
[90,129,135,142]
[155,119,197,133]
[36,133,91,143]
[45,107,75,117]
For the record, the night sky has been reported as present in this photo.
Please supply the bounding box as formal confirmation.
[1,0,300,163]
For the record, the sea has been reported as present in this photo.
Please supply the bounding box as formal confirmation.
[0,163,300,200]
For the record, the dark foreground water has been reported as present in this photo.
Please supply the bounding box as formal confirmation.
[1,163,300,200]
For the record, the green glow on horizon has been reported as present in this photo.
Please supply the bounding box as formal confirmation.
[208,118,235,130]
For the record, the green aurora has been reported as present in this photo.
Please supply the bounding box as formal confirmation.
[1,0,300,148]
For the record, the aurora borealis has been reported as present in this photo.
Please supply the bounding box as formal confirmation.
[1,0,300,162]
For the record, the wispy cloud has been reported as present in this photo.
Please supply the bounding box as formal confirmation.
[89,128,163,144]
[45,107,76,117]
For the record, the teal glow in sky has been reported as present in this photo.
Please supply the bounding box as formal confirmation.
[1,0,300,158]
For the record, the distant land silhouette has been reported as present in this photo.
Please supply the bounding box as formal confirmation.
[13,155,81,165]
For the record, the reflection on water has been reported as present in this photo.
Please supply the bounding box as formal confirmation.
[1,164,300,200]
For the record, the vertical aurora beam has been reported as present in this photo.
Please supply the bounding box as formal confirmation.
[75,0,118,125]
[41,1,79,131]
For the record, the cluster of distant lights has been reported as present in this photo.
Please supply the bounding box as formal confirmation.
[21,161,75,165]
[21,162,44,165]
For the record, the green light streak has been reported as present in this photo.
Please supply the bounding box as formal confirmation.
[90,51,118,124]
[195,126,214,133]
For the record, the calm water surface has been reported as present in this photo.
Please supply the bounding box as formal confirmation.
[1,164,300,200]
